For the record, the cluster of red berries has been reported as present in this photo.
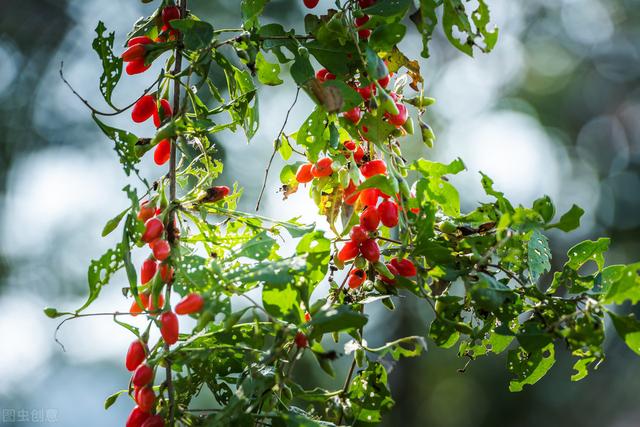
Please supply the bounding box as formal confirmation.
[124,201,206,427]
[131,95,173,165]
[121,6,181,75]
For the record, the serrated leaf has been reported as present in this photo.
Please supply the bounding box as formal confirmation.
[93,114,140,176]
[92,22,122,109]
[528,229,551,281]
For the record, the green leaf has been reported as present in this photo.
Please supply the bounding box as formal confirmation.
[601,263,640,305]
[546,204,584,232]
[469,273,517,313]
[508,343,555,392]
[170,19,214,50]
[348,362,394,423]
[263,281,304,324]
[92,22,122,109]
[309,305,368,338]
[294,106,327,162]
[527,229,551,281]
[290,54,315,86]
[104,390,126,410]
[92,114,140,176]
[363,0,411,17]
[357,174,397,197]
[256,52,283,85]
[609,311,640,356]
[101,207,130,237]
[412,158,465,177]
[571,356,598,381]
[241,0,269,29]
[369,23,407,52]
[566,238,609,270]
[365,336,427,360]
[410,0,439,58]
[43,307,64,319]
[80,244,125,313]
[532,195,555,223]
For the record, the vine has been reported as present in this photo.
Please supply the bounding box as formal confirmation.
[46,0,640,426]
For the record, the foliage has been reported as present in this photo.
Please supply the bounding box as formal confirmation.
[48,0,640,426]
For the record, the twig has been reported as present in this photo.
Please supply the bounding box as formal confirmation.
[60,61,162,116]
[255,87,300,211]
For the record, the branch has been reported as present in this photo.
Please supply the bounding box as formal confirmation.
[255,87,300,211]
[60,61,162,116]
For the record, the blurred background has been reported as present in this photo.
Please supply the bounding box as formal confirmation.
[1,0,639,425]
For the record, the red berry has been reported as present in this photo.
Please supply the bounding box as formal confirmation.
[131,95,156,123]
[358,29,372,40]
[349,225,369,244]
[122,44,146,62]
[126,60,151,75]
[378,74,390,88]
[146,293,165,312]
[358,188,380,207]
[202,185,231,203]
[141,415,165,427]
[296,163,314,183]
[161,6,181,29]
[129,294,149,316]
[126,407,150,427]
[142,218,164,243]
[127,36,153,47]
[175,293,204,315]
[388,103,408,126]
[343,107,362,124]
[360,159,387,178]
[138,201,156,223]
[344,181,360,205]
[360,239,380,263]
[132,364,154,387]
[380,263,398,284]
[126,340,146,371]
[311,157,333,177]
[357,83,375,101]
[160,311,179,345]
[316,68,328,81]
[348,268,366,289]
[295,331,308,348]
[359,0,376,7]
[391,258,417,277]
[153,99,173,128]
[154,139,171,165]
[303,0,320,8]
[136,386,156,413]
[337,241,360,262]
[151,239,171,261]
[378,200,399,227]
[353,145,365,163]
[141,258,157,284]
[359,206,380,231]
[355,15,370,27]
[344,140,356,151]
[304,311,312,322]
[160,263,174,283]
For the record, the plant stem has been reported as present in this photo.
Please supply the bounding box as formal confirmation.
[165,2,187,425]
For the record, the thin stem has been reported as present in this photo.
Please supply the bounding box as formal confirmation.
[255,87,300,211]
[60,62,162,116]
